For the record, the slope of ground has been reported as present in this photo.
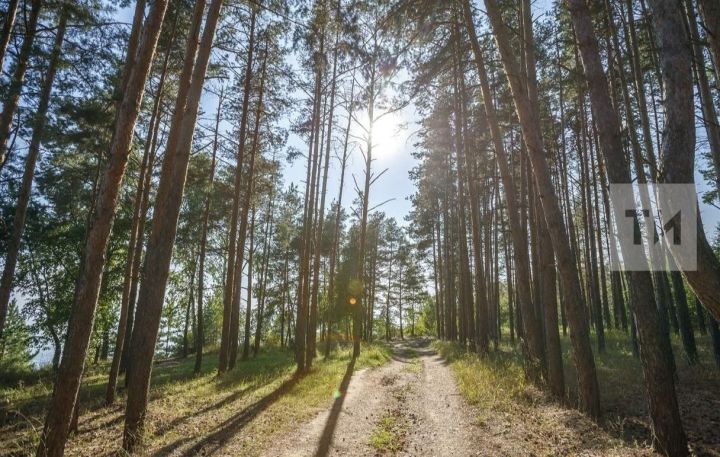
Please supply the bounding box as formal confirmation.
[0,343,391,456]
[436,331,720,456]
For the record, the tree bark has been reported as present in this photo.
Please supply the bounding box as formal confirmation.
[324,77,355,357]
[462,0,546,379]
[685,0,720,199]
[219,8,256,373]
[482,0,600,417]
[307,27,339,367]
[36,2,169,455]
[0,0,42,173]
[566,0,688,451]
[0,7,66,342]
[107,19,175,401]
[0,0,20,78]
[235,46,268,365]
[196,89,223,373]
[649,0,720,323]
[697,0,720,78]
[122,1,222,451]
[253,194,275,356]
[242,209,257,360]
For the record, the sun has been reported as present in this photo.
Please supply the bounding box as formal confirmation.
[372,111,406,158]
[351,109,407,159]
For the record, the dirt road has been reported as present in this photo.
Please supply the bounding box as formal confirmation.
[264,338,479,456]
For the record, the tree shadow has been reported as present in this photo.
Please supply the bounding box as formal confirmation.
[152,373,302,457]
[313,356,356,457]
[145,350,296,444]
[150,383,256,438]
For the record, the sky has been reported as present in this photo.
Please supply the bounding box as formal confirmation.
[114,1,720,233]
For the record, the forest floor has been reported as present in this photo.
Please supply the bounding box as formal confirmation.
[1,333,719,456]
[0,343,392,456]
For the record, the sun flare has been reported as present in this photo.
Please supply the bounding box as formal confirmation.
[372,112,407,158]
[352,110,408,158]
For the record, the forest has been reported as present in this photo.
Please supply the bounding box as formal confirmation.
[0,0,719,455]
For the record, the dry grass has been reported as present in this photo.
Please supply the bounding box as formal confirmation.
[435,331,720,456]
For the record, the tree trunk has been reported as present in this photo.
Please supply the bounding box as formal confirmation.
[0,7,66,342]
[36,2,169,455]
[108,18,175,400]
[482,0,600,417]
[452,23,482,351]
[685,0,720,198]
[566,0,688,451]
[0,0,20,80]
[325,77,355,356]
[649,0,720,322]
[195,88,223,374]
[0,0,42,174]
[253,196,275,356]
[697,0,720,78]
[242,209,257,360]
[462,0,545,378]
[296,25,325,372]
[182,257,197,358]
[234,47,268,366]
[219,8,256,373]
[670,270,697,364]
[708,310,720,368]
[122,1,222,451]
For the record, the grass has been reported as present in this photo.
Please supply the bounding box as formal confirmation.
[434,329,720,454]
[433,340,527,415]
[0,342,392,456]
[369,411,408,454]
[401,347,423,374]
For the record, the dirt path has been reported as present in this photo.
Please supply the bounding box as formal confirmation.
[264,338,479,457]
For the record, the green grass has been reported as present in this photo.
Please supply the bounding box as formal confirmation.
[369,411,408,454]
[0,342,392,456]
[401,347,423,374]
[433,340,527,416]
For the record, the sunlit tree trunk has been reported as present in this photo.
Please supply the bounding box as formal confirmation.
[123,1,223,450]
[107,17,175,401]
[36,2,169,455]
